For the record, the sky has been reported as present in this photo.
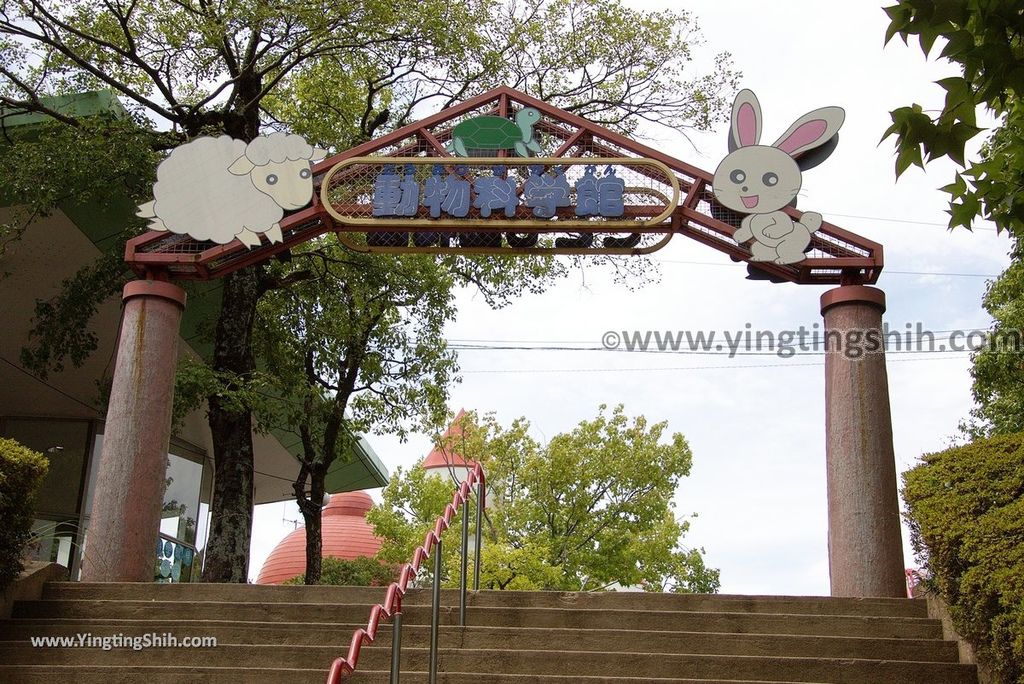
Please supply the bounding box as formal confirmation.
[248,2,1012,594]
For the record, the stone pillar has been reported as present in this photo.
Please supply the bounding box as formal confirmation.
[80,280,186,582]
[821,285,906,598]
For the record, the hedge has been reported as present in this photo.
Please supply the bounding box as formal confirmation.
[283,555,396,586]
[0,437,49,591]
[903,432,1024,683]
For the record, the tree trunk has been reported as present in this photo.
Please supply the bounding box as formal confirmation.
[202,266,262,582]
[301,467,327,584]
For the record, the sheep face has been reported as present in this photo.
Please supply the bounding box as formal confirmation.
[240,159,316,211]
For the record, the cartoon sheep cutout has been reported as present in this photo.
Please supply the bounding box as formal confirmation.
[138,133,327,248]
[713,89,844,265]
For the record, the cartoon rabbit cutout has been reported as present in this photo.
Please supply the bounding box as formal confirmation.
[713,89,845,265]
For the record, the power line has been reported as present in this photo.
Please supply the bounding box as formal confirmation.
[885,270,999,277]
[459,353,969,375]
[447,328,992,346]
[447,335,995,357]
[0,355,101,414]
[824,211,999,231]
[652,258,999,278]
[0,356,301,487]
[449,344,974,357]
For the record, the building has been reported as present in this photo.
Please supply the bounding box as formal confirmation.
[255,491,383,584]
[0,91,387,582]
[422,409,476,485]
[255,411,480,583]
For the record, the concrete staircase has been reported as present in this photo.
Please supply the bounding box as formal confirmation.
[0,582,977,683]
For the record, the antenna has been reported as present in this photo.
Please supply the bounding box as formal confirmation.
[282,503,302,530]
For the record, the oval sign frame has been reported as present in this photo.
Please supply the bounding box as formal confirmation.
[319,156,680,229]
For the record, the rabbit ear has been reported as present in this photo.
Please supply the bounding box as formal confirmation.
[772,106,845,157]
[728,89,762,151]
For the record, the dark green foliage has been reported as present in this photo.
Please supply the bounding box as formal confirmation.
[0,438,49,591]
[964,246,1024,437]
[0,116,158,254]
[2,114,159,380]
[19,243,132,379]
[882,0,1024,234]
[281,555,396,586]
[903,433,1024,682]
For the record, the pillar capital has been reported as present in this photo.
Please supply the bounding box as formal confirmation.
[123,279,187,308]
[820,285,885,316]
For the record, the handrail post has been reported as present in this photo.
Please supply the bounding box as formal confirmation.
[474,480,483,591]
[389,599,402,684]
[324,467,486,684]
[429,537,442,684]
[459,496,469,626]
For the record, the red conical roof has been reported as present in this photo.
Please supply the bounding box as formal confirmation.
[422,409,476,470]
[255,491,383,585]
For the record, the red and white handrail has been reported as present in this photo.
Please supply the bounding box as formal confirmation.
[325,463,486,684]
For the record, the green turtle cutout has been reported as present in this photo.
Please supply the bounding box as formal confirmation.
[446,107,542,157]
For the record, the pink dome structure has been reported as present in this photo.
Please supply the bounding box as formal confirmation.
[256,491,383,584]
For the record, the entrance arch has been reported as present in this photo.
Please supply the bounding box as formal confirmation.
[85,86,903,597]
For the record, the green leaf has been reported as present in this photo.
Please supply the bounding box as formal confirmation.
[947,121,985,165]
[883,3,913,45]
[918,24,945,56]
[939,172,968,198]
[896,144,924,176]
[938,29,975,59]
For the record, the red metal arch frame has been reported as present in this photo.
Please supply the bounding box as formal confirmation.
[125,86,882,285]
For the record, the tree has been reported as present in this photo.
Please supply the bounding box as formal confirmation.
[880,3,1024,438]
[1,0,737,582]
[253,246,456,584]
[881,1,1024,234]
[252,241,574,584]
[958,248,1024,438]
[269,0,738,144]
[369,407,720,593]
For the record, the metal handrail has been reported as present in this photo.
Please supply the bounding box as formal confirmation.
[325,463,486,684]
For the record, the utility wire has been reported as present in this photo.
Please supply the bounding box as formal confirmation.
[652,258,1000,278]
[446,335,997,357]
[824,211,999,232]
[0,355,297,486]
[446,328,993,346]
[459,353,969,375]
[0,355,101,414]
[448,344,976,357]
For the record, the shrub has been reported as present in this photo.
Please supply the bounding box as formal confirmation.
[0,438,49,591]
[282,555,396,586]
[903,432,1024,683]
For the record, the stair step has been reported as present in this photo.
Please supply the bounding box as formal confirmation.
[0,645,978,683]
[40,584,928,618]
[0,584,975,684]
[10,600,943,639]
[0,666,852,684]
[0,619,959,661]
